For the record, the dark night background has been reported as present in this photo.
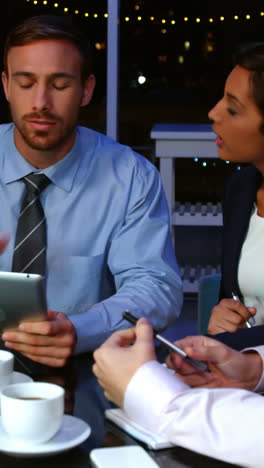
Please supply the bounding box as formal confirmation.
[0,0,263,202]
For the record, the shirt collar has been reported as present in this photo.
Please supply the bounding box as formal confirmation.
[2,124,82,192]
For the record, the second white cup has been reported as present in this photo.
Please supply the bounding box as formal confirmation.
[0,350,14,388]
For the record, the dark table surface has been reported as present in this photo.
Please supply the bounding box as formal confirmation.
[0,351,241,468]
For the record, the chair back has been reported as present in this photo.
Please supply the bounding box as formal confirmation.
[198,274,221,334]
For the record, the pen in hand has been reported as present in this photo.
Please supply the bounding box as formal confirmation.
[122,311,210,373]
[231,292,256,328]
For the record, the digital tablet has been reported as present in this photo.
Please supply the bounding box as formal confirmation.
[0,271,47,332]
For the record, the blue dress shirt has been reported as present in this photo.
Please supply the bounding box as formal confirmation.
[0,123,182,353]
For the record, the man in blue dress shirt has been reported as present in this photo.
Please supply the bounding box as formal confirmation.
[0,15,182,367]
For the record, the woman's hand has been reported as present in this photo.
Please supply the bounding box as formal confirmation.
[207,298,256,334]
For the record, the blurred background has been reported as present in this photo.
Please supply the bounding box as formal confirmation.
[0,1,263,314]
[1,1,263,198]
[0,1,262,155]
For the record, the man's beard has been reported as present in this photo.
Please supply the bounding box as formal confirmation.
[18,124,66,151]
[14,112,76,152]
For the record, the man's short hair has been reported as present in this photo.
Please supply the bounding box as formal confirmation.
[3,14,94,82]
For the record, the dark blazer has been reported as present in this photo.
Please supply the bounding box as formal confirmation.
[214,325,264,350]
[213,165,264,350]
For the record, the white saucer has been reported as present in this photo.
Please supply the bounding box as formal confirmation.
[0,371,33,391]
[0,414,91,457]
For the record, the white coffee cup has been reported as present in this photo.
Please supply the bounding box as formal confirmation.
[1,382,65,444]
[0,350,14,388]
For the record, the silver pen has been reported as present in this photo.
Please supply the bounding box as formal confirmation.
[122,311,210,372]
[231,292,256,328]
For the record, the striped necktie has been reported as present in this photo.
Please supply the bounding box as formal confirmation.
[12,173,51,276]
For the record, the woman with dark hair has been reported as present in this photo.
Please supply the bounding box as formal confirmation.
[207,43,264,335]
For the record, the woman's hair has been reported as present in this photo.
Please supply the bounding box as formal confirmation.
[3,14,93,83]
[233,43,264,120]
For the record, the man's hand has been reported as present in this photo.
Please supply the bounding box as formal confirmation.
[0,236,76,367]
[93,318,156,407]
[166,335,262,390]
[207,298,256,334]
[2,310,76,367]
[0,235,10,253]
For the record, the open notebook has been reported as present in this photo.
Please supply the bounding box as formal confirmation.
[105,408,174,450]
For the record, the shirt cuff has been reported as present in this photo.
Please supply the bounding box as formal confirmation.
[124,360,189,432]
[242,345,264,393]
[69,311,111,354]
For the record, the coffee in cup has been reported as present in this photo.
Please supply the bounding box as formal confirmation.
[1,382,65,444]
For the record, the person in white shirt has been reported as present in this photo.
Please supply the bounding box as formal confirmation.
[93,318,264,468]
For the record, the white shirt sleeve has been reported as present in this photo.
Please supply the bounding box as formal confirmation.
[124,361,264,468]
[242,345,264,393]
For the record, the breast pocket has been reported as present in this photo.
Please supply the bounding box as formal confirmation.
[46,253,107,315]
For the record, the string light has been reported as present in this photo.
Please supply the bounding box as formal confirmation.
[192,157,241,171]
[22,1,264,25]
[138,75,146,85]
[95,42,106,50]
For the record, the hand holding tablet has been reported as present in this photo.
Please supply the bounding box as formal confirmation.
[0,272,47,333]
